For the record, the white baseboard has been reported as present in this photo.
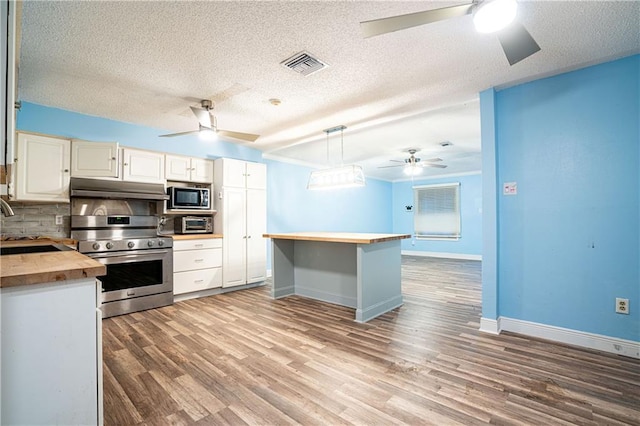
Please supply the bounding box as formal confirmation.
[401,250,482,261]
[497,317,639,359]
[479,317,500,334]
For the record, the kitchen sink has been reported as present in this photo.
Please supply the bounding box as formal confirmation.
[0,244,73,256]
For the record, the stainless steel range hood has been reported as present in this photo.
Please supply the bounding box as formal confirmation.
[70,178,169,200]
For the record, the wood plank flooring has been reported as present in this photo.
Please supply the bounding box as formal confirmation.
[103,256,640,425]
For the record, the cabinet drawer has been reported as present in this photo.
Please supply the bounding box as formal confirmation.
[174,248,222,272]
[173,239,222,251]
[173,268,222,295]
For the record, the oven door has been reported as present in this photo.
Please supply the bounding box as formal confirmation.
[88,248,173,303]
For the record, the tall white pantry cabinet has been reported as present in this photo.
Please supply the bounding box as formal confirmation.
[214,158,267,288]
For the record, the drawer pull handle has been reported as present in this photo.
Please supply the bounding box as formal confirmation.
[194,259,204,262]
[194,244,204,247]
[194,279,204,283]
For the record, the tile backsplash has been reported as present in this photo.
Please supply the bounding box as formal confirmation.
[0,202,71,239]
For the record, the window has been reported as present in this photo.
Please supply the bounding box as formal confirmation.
[413,182,461,240]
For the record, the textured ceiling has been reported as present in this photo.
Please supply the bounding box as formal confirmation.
[17,1,640,181]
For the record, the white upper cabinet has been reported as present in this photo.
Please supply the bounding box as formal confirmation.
[215,158,266,189]
[14,132,71,202]
[121,148,165,184]
[71,140,119,178]
[246,161,267,190]
[165,155,213,183]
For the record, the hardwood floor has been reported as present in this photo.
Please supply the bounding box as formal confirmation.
[103,256,640,425]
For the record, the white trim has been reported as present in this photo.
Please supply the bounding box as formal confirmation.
[479,317,500,334]
[499,317,640,359]
[393,170,481,183]
[266,269,272,278]
[262,153,323,170]
[412,182,460,190]
[401,250,482,261]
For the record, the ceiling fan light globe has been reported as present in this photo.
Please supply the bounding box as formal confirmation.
[473,0,518,33]
[404,166,422,176]
[199,128,218,141]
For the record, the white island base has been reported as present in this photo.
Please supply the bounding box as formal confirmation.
[265,232,410,323]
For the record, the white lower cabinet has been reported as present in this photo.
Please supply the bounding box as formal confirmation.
[1,278,102,425]
[173,238,222,295]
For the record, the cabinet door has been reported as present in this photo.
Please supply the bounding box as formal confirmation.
[222,187,247,287]
[165,154,191,181]
[71,140,119,178]
[15,133,70,202]
[122,148,165,183]
[246,162,267,190]
[221,158,247,188]
[191,158,213,183]
[246,189,267,283]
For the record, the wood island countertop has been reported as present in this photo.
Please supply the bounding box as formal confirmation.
[171,234,223,240]
[0,240,106,288]
[262,232,410,244]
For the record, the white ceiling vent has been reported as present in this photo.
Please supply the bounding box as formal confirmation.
[281,51,328,76]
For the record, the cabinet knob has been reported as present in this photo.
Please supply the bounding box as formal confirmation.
[111,157,116,160]
[247,235,252,239]
[123,162,129,166]
[63,169,69,173]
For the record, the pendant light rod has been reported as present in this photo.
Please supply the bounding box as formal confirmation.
[323,125,347,166]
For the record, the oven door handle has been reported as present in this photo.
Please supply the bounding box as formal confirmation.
[87,249,171,262]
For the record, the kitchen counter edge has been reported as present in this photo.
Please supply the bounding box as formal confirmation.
[262,232,411,244]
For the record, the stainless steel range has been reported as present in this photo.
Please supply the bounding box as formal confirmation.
[70,178,173,318]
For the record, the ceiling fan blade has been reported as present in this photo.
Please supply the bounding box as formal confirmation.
[361,3,473,38]
[217,129,260,143]
[423,157,443,162]
[159,129,200,138]
[424,163,448,169]
[190,106,212,128]
[377,164,404,169]
[497,21,541,65]
[389,159,406,163]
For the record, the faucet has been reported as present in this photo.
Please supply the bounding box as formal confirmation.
[0,198,15,217]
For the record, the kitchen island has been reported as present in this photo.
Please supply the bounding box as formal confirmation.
[263,232,410,322]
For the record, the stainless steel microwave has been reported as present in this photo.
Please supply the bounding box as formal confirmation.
[167,187,210,210]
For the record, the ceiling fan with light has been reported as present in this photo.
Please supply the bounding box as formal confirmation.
[379,149,447,176]
[360,0,540,65]
[160,100,260,142]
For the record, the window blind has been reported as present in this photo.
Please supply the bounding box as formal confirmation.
[413,182,461,239]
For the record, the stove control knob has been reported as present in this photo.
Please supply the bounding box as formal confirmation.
[106,242,113,249]
[127,241,135,249]
[147,240,154,247]
[92,243,100,251]
[157,240,164,247]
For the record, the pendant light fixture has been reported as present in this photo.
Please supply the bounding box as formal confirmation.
[307,125,366,190]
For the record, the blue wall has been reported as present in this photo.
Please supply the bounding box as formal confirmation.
[15,103,393,253]
[266,159,392,233]
[17,102,262,162]
[487,55,639,341]
[391,173,482,256]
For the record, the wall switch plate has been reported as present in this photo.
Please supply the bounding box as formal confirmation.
[55,215,63,225]
[503,182,517,195]
[615,298,629,314]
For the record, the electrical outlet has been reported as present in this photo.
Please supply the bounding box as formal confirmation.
[615,298,629,315]
[55,215,63,225]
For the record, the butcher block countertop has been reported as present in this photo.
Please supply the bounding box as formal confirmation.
[171,234,223,240]
[0,240,106,288]
[262,232,411,244]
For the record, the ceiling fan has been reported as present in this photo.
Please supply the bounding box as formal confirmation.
[360,0,540,66]
[160,100,260,142]
[379,149,447,176]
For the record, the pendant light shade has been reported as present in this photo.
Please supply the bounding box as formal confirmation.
[307,125,366,190]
